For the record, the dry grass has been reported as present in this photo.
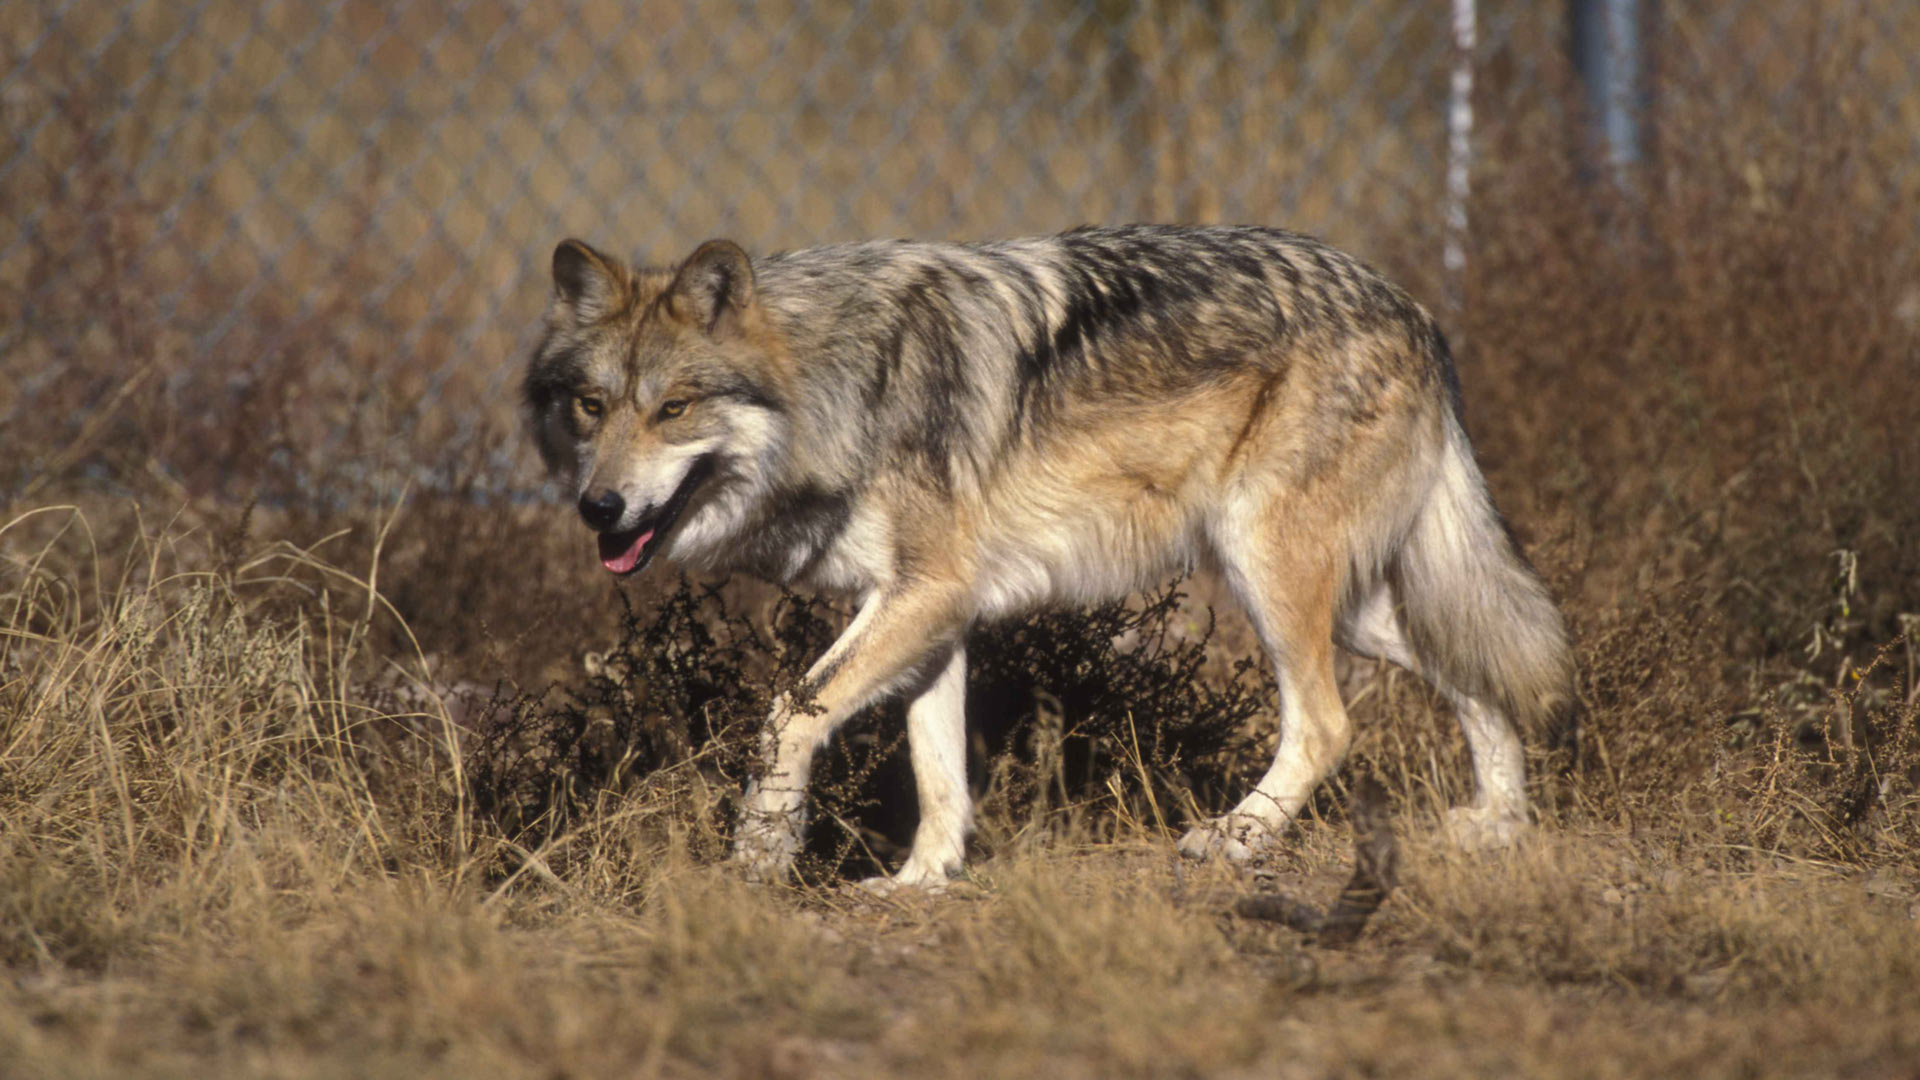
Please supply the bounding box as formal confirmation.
[7,8,1920,1077]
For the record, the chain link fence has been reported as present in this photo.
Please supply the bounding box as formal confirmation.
[3,1,1917,498]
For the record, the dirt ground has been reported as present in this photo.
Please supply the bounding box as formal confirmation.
[4,825,1917,1079]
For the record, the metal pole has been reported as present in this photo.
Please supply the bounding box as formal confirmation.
[1443,0,1476,315]
[1570,0,1644,175]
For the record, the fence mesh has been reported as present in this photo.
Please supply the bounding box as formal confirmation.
[3,1,1917,497]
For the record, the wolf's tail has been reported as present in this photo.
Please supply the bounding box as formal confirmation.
[1392,421,1577,754]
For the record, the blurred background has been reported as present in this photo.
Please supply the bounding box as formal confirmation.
[2,1,1917,734]
[5,1,1916,503]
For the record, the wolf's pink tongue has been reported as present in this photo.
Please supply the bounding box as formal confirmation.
[598,529,654,574]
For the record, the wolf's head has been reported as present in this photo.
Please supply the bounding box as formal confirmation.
[523,237,789,576]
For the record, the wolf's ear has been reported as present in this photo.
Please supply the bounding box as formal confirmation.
[666,239,756,337]
[550,238,626,324]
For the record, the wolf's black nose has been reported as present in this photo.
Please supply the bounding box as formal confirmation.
[578,489,625,531]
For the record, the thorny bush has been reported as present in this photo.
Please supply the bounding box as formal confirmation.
[464,577,1273,881]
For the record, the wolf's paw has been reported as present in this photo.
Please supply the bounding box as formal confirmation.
[854,874,945,900]
[1176,815,1277,862]
[731,841,798,885]
[1444,805,1530,852]
[731,807,803,884]
[881,853,963,894]
[857,857,971,900]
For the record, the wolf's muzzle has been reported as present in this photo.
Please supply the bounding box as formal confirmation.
[590,454,717,576]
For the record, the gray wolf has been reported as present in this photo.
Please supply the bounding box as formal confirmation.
[522,224,1573,888]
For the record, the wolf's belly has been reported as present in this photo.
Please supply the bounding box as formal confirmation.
[968,497,1203,618]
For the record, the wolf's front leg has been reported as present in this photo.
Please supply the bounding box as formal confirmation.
[863,643,970,893]
[733,693,810,883]
[733,583,968,883]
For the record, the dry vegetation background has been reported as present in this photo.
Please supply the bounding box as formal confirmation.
[5,2,1920,1077]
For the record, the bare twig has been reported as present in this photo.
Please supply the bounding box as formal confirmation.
[1233,774,1398,948]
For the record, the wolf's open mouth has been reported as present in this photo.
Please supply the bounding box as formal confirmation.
[596,454,716,576]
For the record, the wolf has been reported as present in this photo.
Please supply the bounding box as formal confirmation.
[522,224,1573,889]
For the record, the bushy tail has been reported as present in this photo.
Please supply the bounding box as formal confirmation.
[1393,425,1577,755]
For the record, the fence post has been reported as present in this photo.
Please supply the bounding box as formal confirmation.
[1570,0,1646,176]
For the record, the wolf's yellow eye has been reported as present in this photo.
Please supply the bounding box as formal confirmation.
[659,399,689,420]
[576,395,605,419]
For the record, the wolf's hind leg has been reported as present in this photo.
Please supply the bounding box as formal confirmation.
[1437,696,1529,850]
[1339,581,1528,849]
[1179,512,1353,861]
